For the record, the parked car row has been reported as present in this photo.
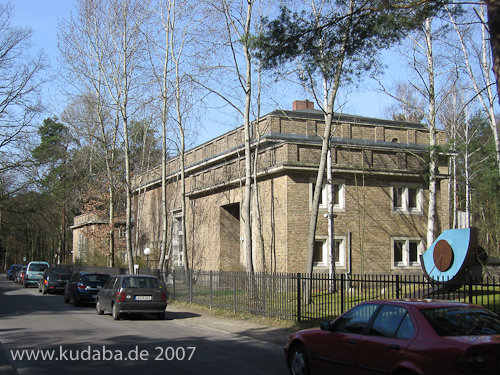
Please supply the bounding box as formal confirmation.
[7,263,168,321]
[14,266,26,284]
[6,264,23,280]
[8,261,50,286]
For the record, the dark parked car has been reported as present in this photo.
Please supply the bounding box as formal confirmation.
[96,275,167,320]
[285,299,500,375]
[38,267,72,294]
[64,272,110,306]
[15,266,27,284]
[7,265,23,280]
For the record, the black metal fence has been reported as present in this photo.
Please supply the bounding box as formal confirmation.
[167,269,500,323]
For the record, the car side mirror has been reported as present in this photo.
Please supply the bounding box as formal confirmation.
[320,322,331,331]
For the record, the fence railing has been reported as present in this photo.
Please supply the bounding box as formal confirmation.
[166,269,500,323]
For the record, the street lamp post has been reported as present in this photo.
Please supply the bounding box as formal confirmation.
[144,248,151,268]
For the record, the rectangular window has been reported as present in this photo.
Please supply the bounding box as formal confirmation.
[314,241,325,266]
[314,238,346,268]
[392,238,423,268]
[394,241,404,265]
[312,179,345,211]
[409,241,419,265]
[392,184,422,214]
[172,215,184,268]
[393,187,404,209]
[408,188,418,209]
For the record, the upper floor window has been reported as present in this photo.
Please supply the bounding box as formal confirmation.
[392,183,422,214]
[311,179,345,211]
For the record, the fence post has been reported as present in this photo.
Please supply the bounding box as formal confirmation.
[171,269,176,299]
[297,273,301,322]
[189,269,193,303]
[340,273,345,315]
[395,275,400,299]
[210,271,213,309]
[262,273,266,317]
[468,277,473,304]
[233,271,237,314]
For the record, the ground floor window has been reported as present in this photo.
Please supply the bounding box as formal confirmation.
[392,238,423,268]
[314,237,346,268]
[172,214,184,268]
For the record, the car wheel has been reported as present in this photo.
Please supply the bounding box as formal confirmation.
[112,304,121,320]
[289,344,310,375]
[157,312,165,320]
[23,281,28,288]
[96,301,104,315]
[73,293,81,307]
[63,292,70,304]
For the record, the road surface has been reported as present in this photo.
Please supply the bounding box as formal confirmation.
[0,277,289,375]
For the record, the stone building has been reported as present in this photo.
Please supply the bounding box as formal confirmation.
[132,100,450,274]
[70,212,126,265]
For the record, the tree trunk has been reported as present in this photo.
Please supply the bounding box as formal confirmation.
[487,0,500,108]
[243,0,254,274]
[305,1,352,303]
[425,17,437,247]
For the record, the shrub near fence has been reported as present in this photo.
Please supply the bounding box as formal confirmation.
[168,269,500,324]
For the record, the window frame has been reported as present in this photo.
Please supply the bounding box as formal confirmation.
[392,237,424,268]
[311,178,346,212]
[369,305,415,340]
[313,236,347,269]
[171,212,184,268]
[391,183,423,214]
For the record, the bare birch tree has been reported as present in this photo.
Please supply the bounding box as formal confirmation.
[60,0,152,273]
[147,0,203,272]
[448,4,500,182]
[381,14,453,246]
[59,2,123,267]
[193,0,257,273]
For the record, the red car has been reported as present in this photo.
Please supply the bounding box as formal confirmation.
[285,299,500,375]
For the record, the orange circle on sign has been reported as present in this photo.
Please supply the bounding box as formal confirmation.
[433,240,454,272]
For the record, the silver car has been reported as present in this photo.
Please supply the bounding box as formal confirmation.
[96,275,167,320]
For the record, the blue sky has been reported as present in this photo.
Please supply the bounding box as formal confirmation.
[11,0,397,146]
[13,0,76,63]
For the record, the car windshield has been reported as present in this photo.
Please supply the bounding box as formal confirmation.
[82,275,109,284]
[422,307,500,336]
[122,277,160,289]
[30,264,47,272]
[49,268,70,274]
[13,266,22,271]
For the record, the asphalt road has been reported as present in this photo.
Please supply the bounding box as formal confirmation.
[0,277,289,375]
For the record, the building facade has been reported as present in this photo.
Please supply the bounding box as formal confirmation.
[70,212,126,265]
[132,100,450,274]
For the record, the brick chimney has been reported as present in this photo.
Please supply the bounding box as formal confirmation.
[293,100,314,111]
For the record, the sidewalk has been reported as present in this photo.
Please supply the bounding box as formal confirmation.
[165,301,300,346]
